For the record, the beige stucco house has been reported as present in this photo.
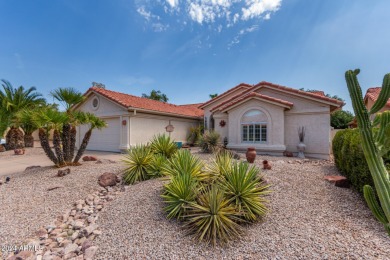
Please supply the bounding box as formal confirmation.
[200,81,344,159]
[73,87,203,152]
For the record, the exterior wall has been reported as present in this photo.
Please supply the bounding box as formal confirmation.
[213,113,228,142]
[129,112,199,146]
[366,98,390,120]
[226,99,286,154]
[257,88,331,159]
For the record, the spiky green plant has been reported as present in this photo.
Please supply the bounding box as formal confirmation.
[150,134,178,158]
[197,130,220,153]
[184,185,243,246]
[219,162,270,221]
[122,145,154,185]
[204,150,234,182]
[162,172,198,219]
[147,154,167,178]
[345,69,390,235]
[162,149,205,180]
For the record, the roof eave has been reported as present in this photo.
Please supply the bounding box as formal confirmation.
[127,107,203,120]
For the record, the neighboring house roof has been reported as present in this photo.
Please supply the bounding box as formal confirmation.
[218,92,294,112]
[209,81,344,113]
[84,87,204,118]
[364,87,390,108]
[199,83,252,109]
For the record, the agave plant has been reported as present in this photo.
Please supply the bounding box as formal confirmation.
[184,185,243,246]
[162,172,198,219]
[219,162,270,221]
[150,134,178,158]
[162,149,205,181]
[147,154,167,178]
[122,145,154,184]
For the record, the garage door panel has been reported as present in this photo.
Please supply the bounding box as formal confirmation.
[78,117,120,152]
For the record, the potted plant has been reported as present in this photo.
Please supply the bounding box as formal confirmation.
[297,126,306,158]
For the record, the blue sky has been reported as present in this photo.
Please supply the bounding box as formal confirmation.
[1,0,389,112]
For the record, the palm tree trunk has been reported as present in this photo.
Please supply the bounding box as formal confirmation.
[69,126,77,162]
[24,134,34,147]
[73,129,92,164]
[39,128,58,165]
[6,127,25,150]
[62,123,71,162]
[53,129,66,167]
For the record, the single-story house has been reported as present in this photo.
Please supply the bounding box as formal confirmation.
[73,87,203,152]
[200,81,344,159]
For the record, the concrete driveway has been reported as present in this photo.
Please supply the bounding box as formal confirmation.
[0,150,124,177]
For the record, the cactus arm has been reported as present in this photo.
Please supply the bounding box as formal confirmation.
[369,73,390,115]
[363,185,388,224]
[374,111,390,156]
[345,70,390,230]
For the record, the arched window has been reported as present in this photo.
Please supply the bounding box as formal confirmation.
[241,109,267,143]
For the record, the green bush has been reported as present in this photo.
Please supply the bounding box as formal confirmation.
[332,129,375,195]
[122,145,154,185]
[150,134,178,158]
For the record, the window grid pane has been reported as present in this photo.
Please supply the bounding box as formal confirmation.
[241,123,267,143]
[254,125,261,141]
[243,125,248,141]
[261,125,267,142]
[248,125,254,141]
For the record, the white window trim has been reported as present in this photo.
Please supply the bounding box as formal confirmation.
[241,122,268,143]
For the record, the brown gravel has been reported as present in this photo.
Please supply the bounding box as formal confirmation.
[94,153,390,259]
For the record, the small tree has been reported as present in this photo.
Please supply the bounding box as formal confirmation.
[142,90,169,102]
[209,93,218,99]
[331,110,354,129]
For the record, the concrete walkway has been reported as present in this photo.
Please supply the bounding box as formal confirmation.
[0,150,124,177]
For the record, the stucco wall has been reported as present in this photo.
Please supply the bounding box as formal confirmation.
[213,113,228,142]
[129,113,199,146]
[76,93,127,116]
[226,99,286,152]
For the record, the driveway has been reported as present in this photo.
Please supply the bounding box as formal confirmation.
[0,149,124,177]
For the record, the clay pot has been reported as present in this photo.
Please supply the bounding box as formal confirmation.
[263,160,271,170]
[246,147,256,163]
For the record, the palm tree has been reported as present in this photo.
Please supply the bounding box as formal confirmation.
[50,87,85,163]
[73,112,107,164]
[0,80,46,149]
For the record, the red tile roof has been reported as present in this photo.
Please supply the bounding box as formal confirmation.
[218,92,294,112]
[256,81,344,106]
[365,87,390,108]
[87,87,204,118]
[199,83,252,109]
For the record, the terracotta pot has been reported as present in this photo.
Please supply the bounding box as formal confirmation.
[246,147,256,163]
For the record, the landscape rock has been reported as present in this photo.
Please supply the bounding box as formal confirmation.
[98,172,119,187]
[81,240,93,252]
[324,175,350,188]
[82,156,98,162]
[57,168,70,177]
[14,148,25,155]
[283,151,294,157]
[84,246,98,260]
[25,165,41,171]
[0,144,5,152]
[63,243,78,255]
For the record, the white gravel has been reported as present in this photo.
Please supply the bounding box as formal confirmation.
[0,158,124,249]
[94,153,390,259]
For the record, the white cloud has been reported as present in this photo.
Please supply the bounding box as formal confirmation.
[166,0,179,8]
[137,6,153,21]
[242,0,281,20]
[264,13,271,20]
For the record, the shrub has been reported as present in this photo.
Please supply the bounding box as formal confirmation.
[150,134,178,158]
[219,162,270,221]
[187,125,203,146]
[184,185,243,246]
[197,130,220,153]
[332,129,375,195]
[147,154,167,178]
[204,150,234,182]
[122,145,154,184]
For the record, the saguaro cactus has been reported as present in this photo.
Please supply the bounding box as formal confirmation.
[345,69,390,235]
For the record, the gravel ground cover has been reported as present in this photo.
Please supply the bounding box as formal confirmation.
[0,147,45,159]
[0,159,124,249]
[94,153,390,259]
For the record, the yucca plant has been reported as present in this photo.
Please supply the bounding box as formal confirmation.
[150,134,178,158]
[205,150,234,182]
[122,145,154,184]
[147,154,167,178]
[219,162,270,222]
[162,149,205,181]
[184,185,243,246]
[198,130,220,153]
[162,172,198,219]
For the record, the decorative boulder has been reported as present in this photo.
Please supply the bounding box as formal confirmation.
[14,148,25,155]
[83,156,98,161]
[0,145,5,152]
[58,168,71,177]
[324,175,350,188]
[25,165,41,171]
[98,172,120,187]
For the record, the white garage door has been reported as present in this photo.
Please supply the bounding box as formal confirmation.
[78,117,121,152]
